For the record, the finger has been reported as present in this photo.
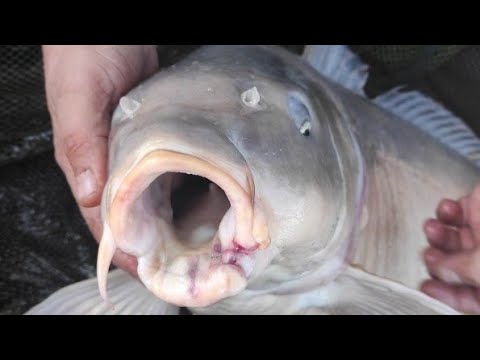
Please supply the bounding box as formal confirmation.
[112,251,139,279]
[424,219,476,252]
[51,90,110,208]
[436,199,464,227]
[421,279,480,314]
[424,247,480,287]
[78,204,104,241]
[424,219,460,252]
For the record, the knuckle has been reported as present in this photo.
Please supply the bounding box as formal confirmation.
[53,148,64,168]
[62,133,91,164]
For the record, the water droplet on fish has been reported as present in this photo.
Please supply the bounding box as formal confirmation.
[119,97,141,119]
[241,86,261,108]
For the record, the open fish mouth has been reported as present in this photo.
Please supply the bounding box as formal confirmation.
[98,150,270,307]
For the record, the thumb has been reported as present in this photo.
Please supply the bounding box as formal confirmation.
[52,90,110,208]
[424,247,480,287]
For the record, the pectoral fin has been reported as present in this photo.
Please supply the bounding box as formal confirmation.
[302,266,460,315]
[25,269,179,315]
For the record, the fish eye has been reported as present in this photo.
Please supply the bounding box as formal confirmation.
[287,92,313,137]
[299,121,311,136]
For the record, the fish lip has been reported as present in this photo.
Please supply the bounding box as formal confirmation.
[103,150,268,307]
[109,149,257,250]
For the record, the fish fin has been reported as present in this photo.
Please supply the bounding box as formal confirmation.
[303,45,369,97]
[303,266,459,315]
[374,88,480,167]
[25,269,179,315]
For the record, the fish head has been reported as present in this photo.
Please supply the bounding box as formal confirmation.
[98,46,364,307]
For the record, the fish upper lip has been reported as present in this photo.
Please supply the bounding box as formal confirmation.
[109,150,258,249]
[99,149,269,307]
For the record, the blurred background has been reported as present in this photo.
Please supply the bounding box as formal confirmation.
[1,45,479,314]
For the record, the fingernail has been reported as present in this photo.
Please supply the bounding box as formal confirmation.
[76,169,97,200]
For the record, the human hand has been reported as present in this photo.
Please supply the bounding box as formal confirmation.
[43,45,158,277]
[422,185,480,314]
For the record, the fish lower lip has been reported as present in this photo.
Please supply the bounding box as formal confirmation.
[100,150,269,307]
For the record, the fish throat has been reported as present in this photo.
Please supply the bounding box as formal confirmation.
[170,174,229,248]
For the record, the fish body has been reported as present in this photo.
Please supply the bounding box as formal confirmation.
[27,45,480,315]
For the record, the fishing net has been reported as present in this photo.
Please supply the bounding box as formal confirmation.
[350,45,480,135]
[0,45,96,314]
[0,45,478,314]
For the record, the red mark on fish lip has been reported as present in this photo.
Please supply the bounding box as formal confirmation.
[233,241,245,253]
[232,240,258,253]
[209,239,258,275]
[213,243,222,253]
[188,258,199,296]
[221,240,259,264]
[228,255,238,265]
[217,240,258,273]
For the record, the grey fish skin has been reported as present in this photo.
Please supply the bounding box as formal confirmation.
[29,45,478,315]
[100,45,365,308]
[343,86,479,291]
